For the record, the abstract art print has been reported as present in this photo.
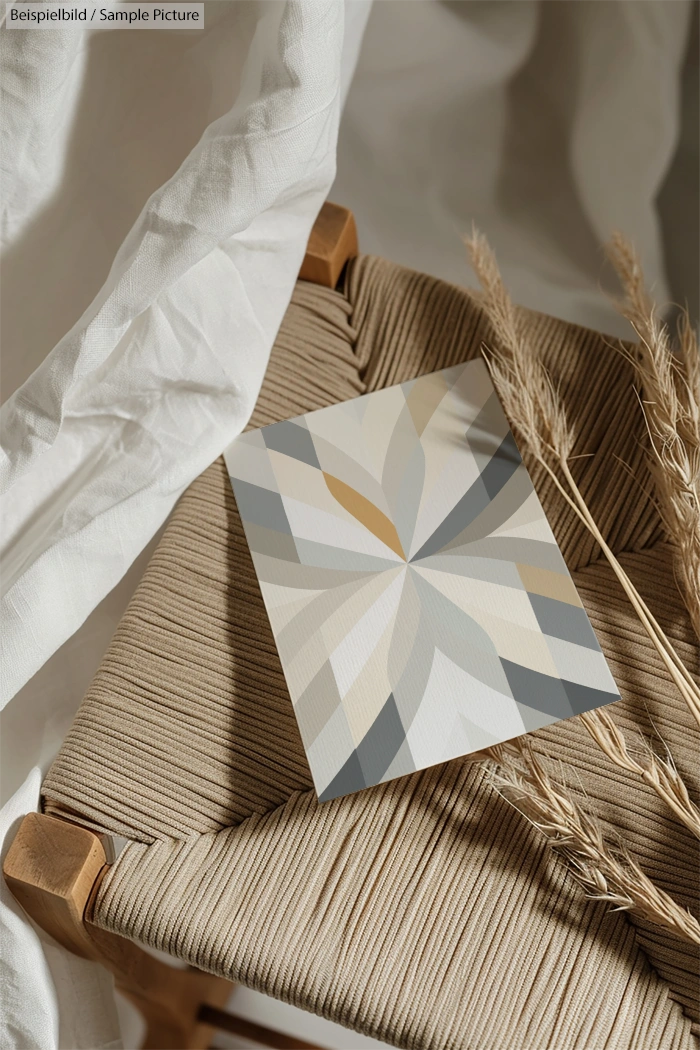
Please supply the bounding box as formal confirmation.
[224,359,620,802]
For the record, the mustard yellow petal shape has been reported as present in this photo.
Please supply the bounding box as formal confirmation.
[323,472,406,561]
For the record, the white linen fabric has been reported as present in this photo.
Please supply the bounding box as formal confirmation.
[0,0,369,705]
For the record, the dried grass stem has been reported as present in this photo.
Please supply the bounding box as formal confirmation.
[466,228,700,941]
[486,743,700,944]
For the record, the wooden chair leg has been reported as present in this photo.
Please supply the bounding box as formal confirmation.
[4,812,327,1050]
[3,813,233,1050]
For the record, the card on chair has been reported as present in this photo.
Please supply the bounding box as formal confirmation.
[224,359,620,802]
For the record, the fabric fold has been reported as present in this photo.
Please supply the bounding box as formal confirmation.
[0,1,371,705]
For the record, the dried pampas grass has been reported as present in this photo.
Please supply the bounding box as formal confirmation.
[579,708,700,839]
[466,229,700,730]
[465,229,699,943]
[487,741,700,944]
[606,232,700,642]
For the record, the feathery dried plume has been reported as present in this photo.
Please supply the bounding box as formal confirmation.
[606,232,700,642]
[486,742,700,944]
[466,229,700,941]
[580,709,700,839]
[465,230,700,730]
[465,228,573,464]
[679,311,700,414]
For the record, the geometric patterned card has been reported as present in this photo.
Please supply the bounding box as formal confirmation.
[224,359,620,802]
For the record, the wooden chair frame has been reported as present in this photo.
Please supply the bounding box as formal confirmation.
[3,202,358,1050]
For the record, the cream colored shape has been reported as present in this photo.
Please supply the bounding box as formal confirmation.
[546,635,618,694]
[490,489,547,538]
[283,628,331,702]
[262,581,325,610]
[468,610,560,677]
[360,383,411,479]
[492,517,559,543]
[444,358,497,432]
[305,702,357,798]
[281,493,404,562]
[417,371,481,479]
[261,582,325,633]
[410,365,496,556]
[409,442,481,557]
[415,565,540,632]
[516,563,583,608]
[304,402,367,464]
[404,369,449,435]
[341,618,395,746]
[312,435,393,518]
[318,568,401,654]
[406,648,525,769]
[327,566,406,696]
[285,569,401,699]
[414,564,560,676]
[225,437,279,492]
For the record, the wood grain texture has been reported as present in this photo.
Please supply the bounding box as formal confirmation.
[3,812,234,1050]
[3,812,107,959]
[299,202,358,288]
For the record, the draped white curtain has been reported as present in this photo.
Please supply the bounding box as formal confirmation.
[335,0,695,337]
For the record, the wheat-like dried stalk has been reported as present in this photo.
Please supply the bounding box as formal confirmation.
[464,230,573,465]
[485,742,700,944]
[606,232,700,642]
[465,229,700,729]
[465,229,700,938]
[580,709,700,838]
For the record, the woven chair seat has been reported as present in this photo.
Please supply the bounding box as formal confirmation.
[44,256,699,1050]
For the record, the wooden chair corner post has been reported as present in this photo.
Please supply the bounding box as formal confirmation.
[2,812,233,1050]
[3,813,326,1049]
[299,201,358,289]
[2,200,354,1050]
